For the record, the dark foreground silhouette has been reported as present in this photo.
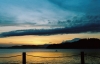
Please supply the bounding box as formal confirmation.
[47,38,100,49]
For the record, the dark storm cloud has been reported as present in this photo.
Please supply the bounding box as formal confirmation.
[49,0,100,14]
[0,0,100,27]
[0,0,100,37]
[0,23,100,37]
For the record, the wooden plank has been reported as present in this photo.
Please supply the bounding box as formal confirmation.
[22,52,26,64]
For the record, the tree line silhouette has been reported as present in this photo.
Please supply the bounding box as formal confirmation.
[47,38,100,49]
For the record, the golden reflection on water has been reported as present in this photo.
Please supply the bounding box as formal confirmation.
[0,52,22,63]
[1,49,100,64]
[0,51,78,64]
[1,50,100,64]
[26,51,75,64]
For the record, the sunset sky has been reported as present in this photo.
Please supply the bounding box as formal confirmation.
[0,0,100,46]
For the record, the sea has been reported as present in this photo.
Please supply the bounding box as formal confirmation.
[0,49,100,64]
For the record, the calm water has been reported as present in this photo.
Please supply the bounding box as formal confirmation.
[0,49,100,64]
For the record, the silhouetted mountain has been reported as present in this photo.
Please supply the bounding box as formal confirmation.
[47,38,100,49]
[62,38,80,43]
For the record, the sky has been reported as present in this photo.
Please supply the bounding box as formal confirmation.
[0,0,100,46]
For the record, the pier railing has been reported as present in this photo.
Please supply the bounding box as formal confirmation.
[0,52,100,64]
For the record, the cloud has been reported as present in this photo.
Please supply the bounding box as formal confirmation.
[0,0,100,35]
[0,0,83,27]
[49,0,100,14]
[0,22,100,38]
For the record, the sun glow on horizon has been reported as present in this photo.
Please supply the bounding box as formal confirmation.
[0,33,100,46]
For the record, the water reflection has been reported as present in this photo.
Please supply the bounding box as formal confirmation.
[0,49,100,64]
[26,51,78,64]
[0,53,22,64]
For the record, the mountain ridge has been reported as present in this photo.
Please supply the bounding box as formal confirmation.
[47,38,100,49]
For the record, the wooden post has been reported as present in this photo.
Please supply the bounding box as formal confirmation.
[81,52,85,64]
[22,52,26,64]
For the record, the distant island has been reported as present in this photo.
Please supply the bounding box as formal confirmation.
[47,38,100,49]
[0,45,48,49]
[0,38,100,49]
